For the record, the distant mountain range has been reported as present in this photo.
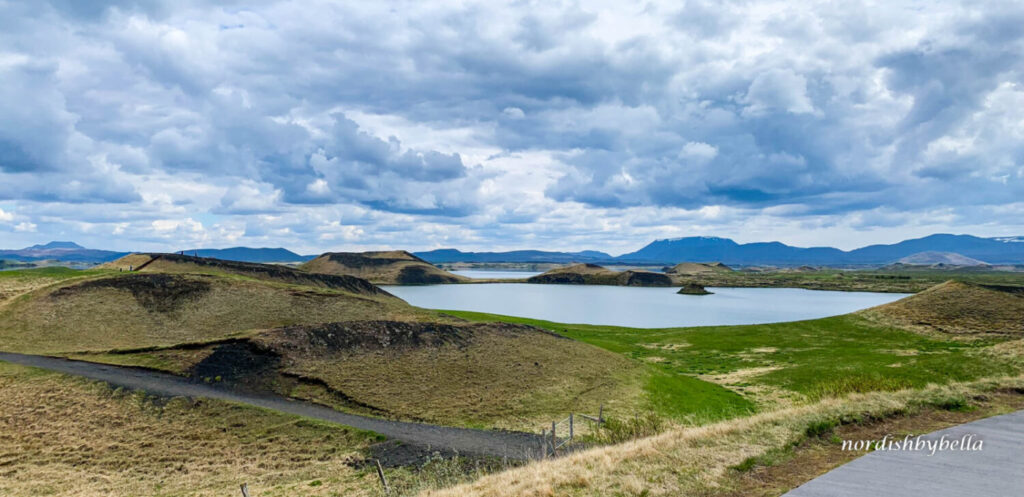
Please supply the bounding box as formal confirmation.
[614,234,1024,265]
[415,234,1024,266]
[180,247,314,263]
[3,234,1023,266]
[0,241,127,263]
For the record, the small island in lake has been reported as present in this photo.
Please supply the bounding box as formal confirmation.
[677,283,713,295]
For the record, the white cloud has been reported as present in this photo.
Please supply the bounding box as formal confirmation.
[741,69,816,116]
[679,141,718,162]
[502,107,525,119]
[0,0,1019,253]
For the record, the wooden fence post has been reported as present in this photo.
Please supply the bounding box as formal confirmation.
[569,413,574,442]
[375,459,390,494]
[599,404,604,424]
[551,421,557,454]
[240,483,249,497]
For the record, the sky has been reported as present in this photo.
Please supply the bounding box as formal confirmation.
[1,0,1022,255]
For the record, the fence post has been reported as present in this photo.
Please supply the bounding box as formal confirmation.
[375,459,390,494]
[551,421,557,455]
[569,413,574,442]
[599,404,604,424]
[240,483,249,497]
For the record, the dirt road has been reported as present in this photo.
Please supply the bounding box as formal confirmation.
[0,351,545,460]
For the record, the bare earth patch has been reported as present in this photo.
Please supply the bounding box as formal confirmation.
[701,367,805,409]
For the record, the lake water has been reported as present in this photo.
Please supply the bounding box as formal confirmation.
[382,283,911,328]
[450,270,542,279]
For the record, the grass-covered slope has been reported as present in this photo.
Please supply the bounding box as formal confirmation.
[260,321,650,428]
[0,271,416,354]
[0,260,683,431]
[860,280,1024,337]
[428,378,1024,497]
[101,253,387,295]
[302,251,468,284]
[0,362,381,497]
[0,267,109,307]
[74,320,662,430]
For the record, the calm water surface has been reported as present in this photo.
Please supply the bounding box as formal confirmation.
[450,270,542,279]
[382,283,911,328]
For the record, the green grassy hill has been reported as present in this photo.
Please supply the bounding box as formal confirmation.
[0,271,414,354]
[101,253,386,294]
[85,320,661,430]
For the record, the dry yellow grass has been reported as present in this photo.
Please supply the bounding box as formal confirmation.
[420,375,1024,497]
[97,253,155,271]
[0,269,103,308]
[0,362,380,497]
[859,280,1024,337]
[0,277,58,307]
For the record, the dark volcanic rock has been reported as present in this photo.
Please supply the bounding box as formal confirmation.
[527,272,586,284]
[261,321,548,356]
[617,270,673,287]
[396,264,463,284]
[677,283,713,295]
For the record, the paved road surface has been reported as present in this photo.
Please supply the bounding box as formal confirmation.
[0,352,544,460]
[783,409,1024,497]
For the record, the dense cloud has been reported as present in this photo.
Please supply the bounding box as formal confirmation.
[0,0,1021,252]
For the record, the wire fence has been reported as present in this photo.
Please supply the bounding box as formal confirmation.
[539,405,604,457]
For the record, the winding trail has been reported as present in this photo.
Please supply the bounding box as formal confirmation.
[0,352,545,460]
[782,409,1024,497]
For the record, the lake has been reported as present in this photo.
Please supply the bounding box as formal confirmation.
[382,283,911,328]
[450,270,542,279]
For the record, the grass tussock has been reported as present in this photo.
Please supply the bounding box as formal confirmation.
[372,453,523,497]
[421,376,1024,497]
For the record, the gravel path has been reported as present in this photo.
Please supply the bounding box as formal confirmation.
[782,409,1024,497]
[0,352,546,460]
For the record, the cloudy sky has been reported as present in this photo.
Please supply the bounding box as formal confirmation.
[1,1,1022,254]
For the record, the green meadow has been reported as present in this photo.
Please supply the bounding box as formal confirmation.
[443,310,1020,412]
